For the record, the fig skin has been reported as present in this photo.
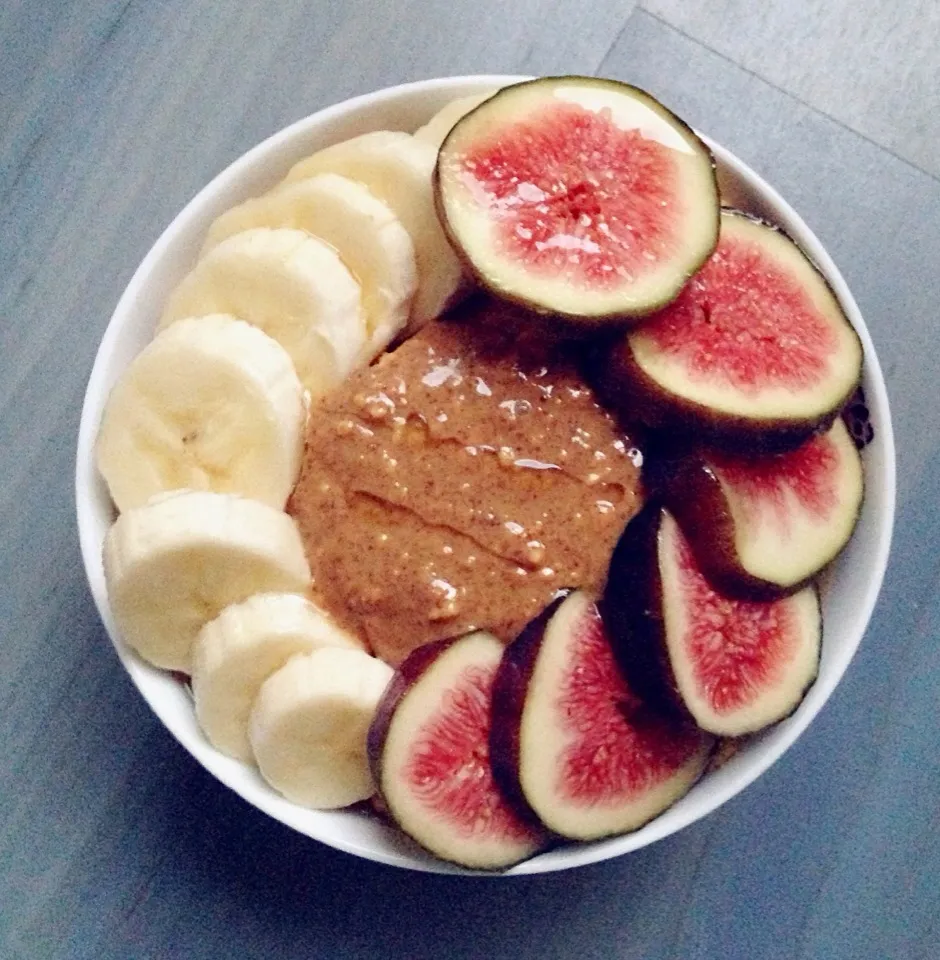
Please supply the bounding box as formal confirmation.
[600,503,688,721]
[489,592,568,832]
[366,636,452,793]
[433,76,720,330]
[592,209,864,456]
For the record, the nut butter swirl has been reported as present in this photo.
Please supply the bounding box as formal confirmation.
[289,300,643,665]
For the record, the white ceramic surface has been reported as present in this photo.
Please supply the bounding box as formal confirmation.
[75,75,896,876]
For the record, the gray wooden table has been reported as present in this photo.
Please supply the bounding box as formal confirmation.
[2,1,938,957]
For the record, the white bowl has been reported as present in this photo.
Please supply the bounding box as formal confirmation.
[75,75,896,875]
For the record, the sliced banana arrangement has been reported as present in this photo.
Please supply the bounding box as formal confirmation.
[283,130,464,328]
[192,592,365,761]
[103,491,312,672]
[201,174,418,363]
[97,115,471,812]
[160,227,366,398]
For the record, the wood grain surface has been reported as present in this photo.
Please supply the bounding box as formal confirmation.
[1,1,937,958]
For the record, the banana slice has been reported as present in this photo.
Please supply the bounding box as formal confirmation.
[283,131,464,330]
[249,647,393,809]
[95,315,305,513]
[159,228,365,398]
[192,592,364,761]
[414,91,499,149]
[103,491,311,672]
[201,175,418,362]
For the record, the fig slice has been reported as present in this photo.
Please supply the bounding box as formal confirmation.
[490,590,713,841]
[597,210,863,453]
[367,631,544,870]
[654,417,864,598]
[435,76,719,325]
[602,506,821,736]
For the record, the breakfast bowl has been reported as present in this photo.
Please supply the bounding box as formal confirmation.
[75,75,895,875]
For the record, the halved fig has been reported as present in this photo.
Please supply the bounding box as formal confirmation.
[367,631,545,870]
[490,590,713,841]
[597,210,863,453]
[602,506,821,736]
[435,76,719,324]
[654,417,864,598]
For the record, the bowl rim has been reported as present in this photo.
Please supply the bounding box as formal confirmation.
[75,73,896,876]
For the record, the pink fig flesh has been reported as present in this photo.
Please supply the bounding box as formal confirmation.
[603,506,821,737]
[655,417,864,597]
[367,631,544,870]
[491,590,713,841]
